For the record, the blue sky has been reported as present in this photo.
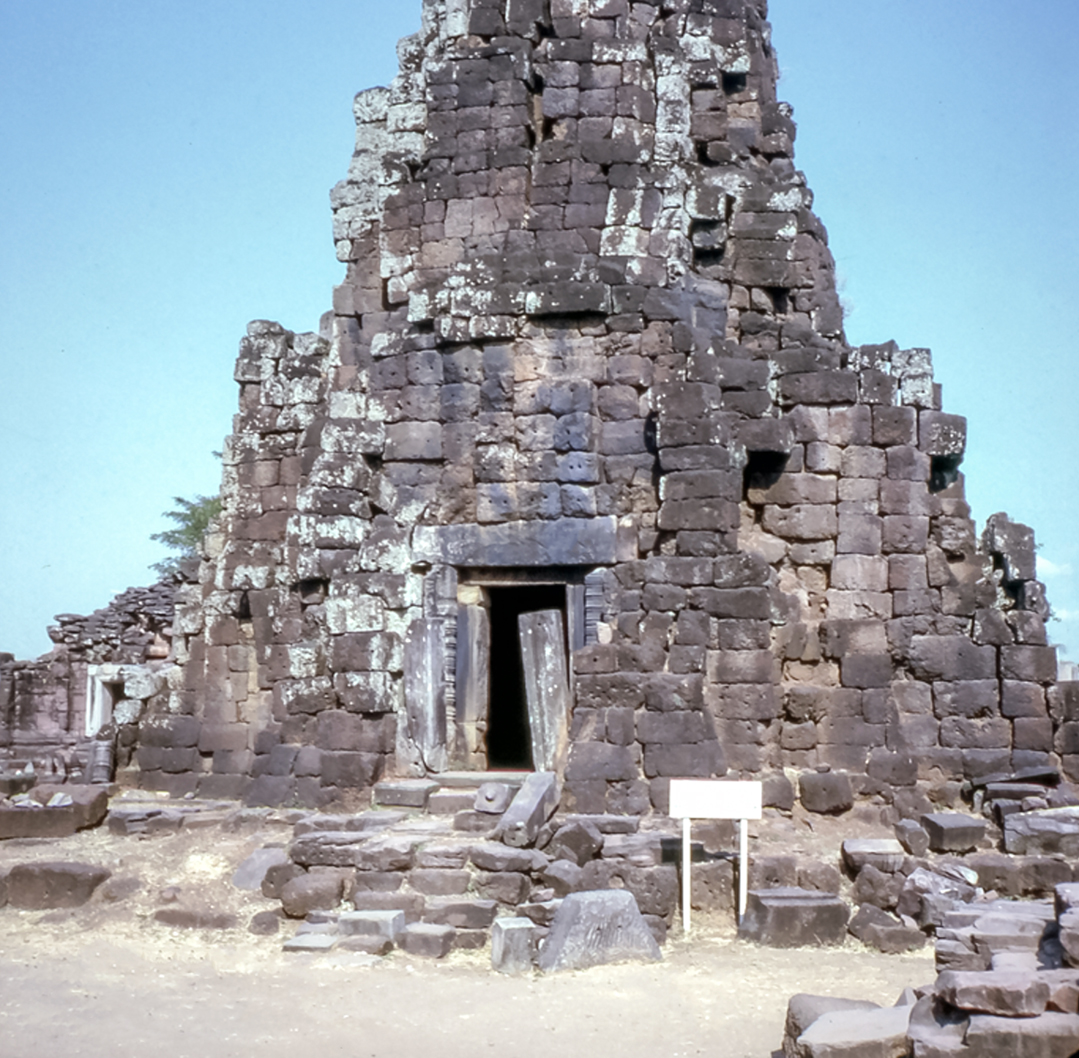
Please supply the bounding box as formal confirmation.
[1,1,1076,662]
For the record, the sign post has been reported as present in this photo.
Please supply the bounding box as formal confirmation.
[668,779,763,933]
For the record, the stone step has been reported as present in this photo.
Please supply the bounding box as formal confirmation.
[433,770,529,789]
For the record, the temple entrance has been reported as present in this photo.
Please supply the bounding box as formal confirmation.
[486,584,567,768]
[454,569,587,772]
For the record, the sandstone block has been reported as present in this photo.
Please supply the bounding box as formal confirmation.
[738,888,850,948]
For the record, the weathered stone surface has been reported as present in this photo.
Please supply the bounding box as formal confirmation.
[337,909,404,943]
[964,1011,1079,1057]
[905,995,970,1058]
[491,917,535,975]
[738,888,850,948]
[783,994,882,1058]
[937,969,1050,1017]
[232,846,289,890]
[848,903,926,954]
[1005,807,1079,856]
[399,922,455,958]
[374,779,438,808]
[280,872,344,918]
[799,773,853,815]
[795,1004,912,1058]
[537,890,661,973]
[496,772,559,848]
[841,839,906,874]
[6,862,111,909]
[922,812,986,853]
[894,820,930,858]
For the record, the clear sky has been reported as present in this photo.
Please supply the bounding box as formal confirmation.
[2,1,1077,662]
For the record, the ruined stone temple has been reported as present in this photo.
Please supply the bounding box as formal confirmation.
[3,0,1074,819]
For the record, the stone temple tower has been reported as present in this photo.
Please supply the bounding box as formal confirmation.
[143,0,1062,818]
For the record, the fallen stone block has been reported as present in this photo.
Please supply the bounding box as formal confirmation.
[795,1003,912,1058]
[262,862,305,899]
[894,819,929,857]
[1039,969,1079,1014]
[474,782,513,814]
[905,994,969,1058]
[1004,807,1079,857]
[349,890,425,922]
[965,1010,1079,1057]
[496,771,559,848]
[423,897,498,929]
[399,922,455,958]
[936,969,1050,1017]
[921,812,985,853]
[154,907,238,929]
[337,909,405,943]
[853,865,902,911]
[491,917,535,974]
[6,862,111,909]
[897,868,975,929]
[280,871,344,918]
[283,933,337,953]
[841,838,906,875]
[1059,908,1079,968]
[232,846,289,890]
[537,890,661,973]
[373,779,439,808]
[337,934,393,955]
[426,790,475,815]
[540,859,582,898]
[470,842,546,873]
[548,820,604,866]
[798,772,853,815]
[739,888,850,948]
[1054,882,1079,917]
[782,994,881,1058]
[848,903,927,954]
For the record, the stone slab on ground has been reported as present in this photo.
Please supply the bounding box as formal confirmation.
[491,917,535,974]
[537,889,661,973]
[794,1004,912,1058]
[6,862,111,909]
[337,909,405,942]
[399,922,455,958]
[0,784,110,839]
[282,933,337,953]
[965,1011,1079,1057]
[373,779,439,809]
[1004,807,1079,857]
[841,839,906,874]
[782,995,881,1058]
[739,888,850,948]
[921,812,986,853]
[936,969,1050,1017]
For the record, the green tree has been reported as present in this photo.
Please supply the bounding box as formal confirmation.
[150,494,222,577]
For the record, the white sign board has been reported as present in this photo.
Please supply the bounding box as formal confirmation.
[669,779,763,932]
[669,779,762,821]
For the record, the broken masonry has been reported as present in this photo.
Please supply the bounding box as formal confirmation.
[1,0,1072,826]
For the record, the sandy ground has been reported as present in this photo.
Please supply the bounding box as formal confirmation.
[0,810,936,1058]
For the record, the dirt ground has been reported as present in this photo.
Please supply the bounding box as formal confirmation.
[0,806,935,1058]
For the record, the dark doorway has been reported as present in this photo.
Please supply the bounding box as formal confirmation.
[486,584,567,769]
